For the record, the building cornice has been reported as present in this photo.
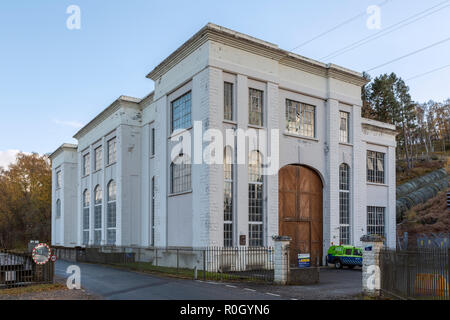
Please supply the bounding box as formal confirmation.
[73,95,141,140]
[139,91,155,109]
[361,118,398,136]
[49,143,78,160]
[146,23,368,87]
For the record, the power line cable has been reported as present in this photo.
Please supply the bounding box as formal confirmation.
[290,0,393,51]
[366,36,450,72]
[321,0,450,60]
[406,64,450,81]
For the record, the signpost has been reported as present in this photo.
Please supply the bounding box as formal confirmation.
[297,253,311,268]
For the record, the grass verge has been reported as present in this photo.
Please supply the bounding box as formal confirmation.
[110,262,262,283]
[0,283,65,296]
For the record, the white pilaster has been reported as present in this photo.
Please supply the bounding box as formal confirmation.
[325,98,340,250]
[236,74,249,246]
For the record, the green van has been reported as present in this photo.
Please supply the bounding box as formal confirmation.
[327,245,363,269]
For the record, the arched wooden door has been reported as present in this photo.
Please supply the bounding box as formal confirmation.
[279,165,323,267]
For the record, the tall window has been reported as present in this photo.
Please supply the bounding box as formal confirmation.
[107,138,117,165]
[248,150,263,247]
[224,82,234,121]
[151,128,155,156]
[107,180,117,245]
[83,153,90,176]
[224,147,234,247]
[249,88,263,126]
[56,199,61,218]
[94,185,102,245]
[339,111,350,143]
[285,99,315,137]
[56,171,62,188]
[339,164,350,245]
[151,176,155,246]
[367,207,385,237]
[170,154,191,193]
[95,147,102,171]
[171,92,192,132]
[82,189,90,245]
[367,151,385,184]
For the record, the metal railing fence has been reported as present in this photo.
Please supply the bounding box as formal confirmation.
[54,245,275,283]
[0,249,54,289]
[380,248,449,300]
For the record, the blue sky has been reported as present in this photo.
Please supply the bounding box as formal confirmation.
[0,0,449,162]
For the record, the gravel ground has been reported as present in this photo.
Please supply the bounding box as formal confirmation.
[0,276,102,300]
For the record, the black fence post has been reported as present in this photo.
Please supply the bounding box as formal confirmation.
[203,249,206,281]
[177,248,179,273]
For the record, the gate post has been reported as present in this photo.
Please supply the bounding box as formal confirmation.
[361,235,384,297]
[273,236,291,285]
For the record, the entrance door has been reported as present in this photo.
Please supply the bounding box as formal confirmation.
[278,165,323,266]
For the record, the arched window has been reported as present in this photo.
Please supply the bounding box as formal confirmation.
[94,185,102,245]
[82,189,90,245]
[339,164,350,245]
[56,199,61,218]
[224,147,233,247]
[107,180,117,245]
[170,153,191,194]
[248,150,263,247]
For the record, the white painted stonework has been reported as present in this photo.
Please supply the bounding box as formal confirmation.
[50,24,397,260]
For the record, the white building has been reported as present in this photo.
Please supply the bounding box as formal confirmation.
[50,24,397,266]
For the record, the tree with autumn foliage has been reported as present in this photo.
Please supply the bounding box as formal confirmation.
[0,153,51,249]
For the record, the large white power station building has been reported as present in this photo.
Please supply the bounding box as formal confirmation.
[50,23,396,266]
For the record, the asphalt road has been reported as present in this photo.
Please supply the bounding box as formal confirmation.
[55,260,286,300]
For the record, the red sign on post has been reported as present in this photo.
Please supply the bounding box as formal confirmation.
[32,243,51,265]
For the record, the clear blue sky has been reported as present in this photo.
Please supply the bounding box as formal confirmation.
[0,0,449,159]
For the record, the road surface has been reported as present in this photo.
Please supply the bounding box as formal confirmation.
[55,260,286,300]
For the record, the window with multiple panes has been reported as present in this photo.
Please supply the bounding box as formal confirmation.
[339,164,350,245]
[82,189,90,245]
[95,147,102,171]
[151,176,155,246]
[224,82,234,121]
[151,128,155,156]
[224,147,234,247]
[367,151,385,184]
[249,88,263,126]
[94,185,102,245]
[83,153,90,176]
[170,154,191,194]
[367,206,385,237]
[171,92,192,132]
[56,199,61,218]
[107,180,117,245]
[285,99,315,137]
[56,171,62,188]
[339,111,350,143]
[248,150,263,247]
[107,138,117,165]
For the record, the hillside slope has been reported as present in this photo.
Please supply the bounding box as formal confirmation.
[397,189,449,236]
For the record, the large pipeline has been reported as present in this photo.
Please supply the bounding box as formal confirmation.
[396,168,449,220]
[396,168,447,199]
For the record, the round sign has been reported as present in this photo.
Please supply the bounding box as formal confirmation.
[51,255,57,262]
[32,243,51,265]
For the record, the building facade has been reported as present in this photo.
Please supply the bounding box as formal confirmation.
[50,24,397,265]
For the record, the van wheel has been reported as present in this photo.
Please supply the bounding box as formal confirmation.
[334,260,342,269]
